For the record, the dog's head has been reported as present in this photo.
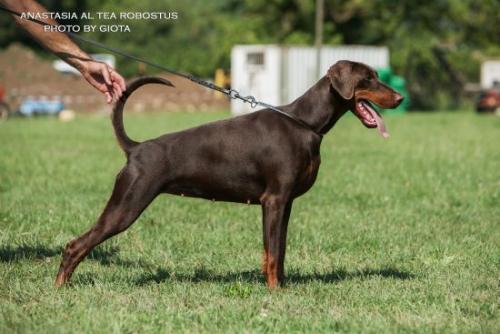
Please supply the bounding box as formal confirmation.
[327,60,403,137]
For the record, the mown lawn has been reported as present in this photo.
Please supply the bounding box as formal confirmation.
[0,111,498,333]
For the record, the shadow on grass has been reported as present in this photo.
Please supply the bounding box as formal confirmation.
[1,244,414,286]
[135,267,414,286]
[0,243,151,269]
[0,244,61,261]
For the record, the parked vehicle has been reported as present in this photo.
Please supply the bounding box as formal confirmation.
[477,60,500,114]
[476,85,500,113]
[0,85,10,119]
[19,96,65,117]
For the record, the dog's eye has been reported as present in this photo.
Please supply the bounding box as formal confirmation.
[365,76,378,84]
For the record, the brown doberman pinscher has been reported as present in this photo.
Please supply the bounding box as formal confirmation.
[55,60,403,288]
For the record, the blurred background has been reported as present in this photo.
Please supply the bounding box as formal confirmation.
[0,0,499,117]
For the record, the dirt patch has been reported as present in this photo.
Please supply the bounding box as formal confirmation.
[0,44,229,112]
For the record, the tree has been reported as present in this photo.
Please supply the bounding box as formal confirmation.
[1,0,499,109]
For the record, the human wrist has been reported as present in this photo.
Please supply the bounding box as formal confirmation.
[66,55,88,73]
[59,47,92,73]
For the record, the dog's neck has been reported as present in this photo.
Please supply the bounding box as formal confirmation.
[285,77,350,135]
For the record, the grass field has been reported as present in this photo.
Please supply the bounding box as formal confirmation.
[0,111,499,333]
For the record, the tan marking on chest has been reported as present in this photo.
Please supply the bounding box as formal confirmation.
[306,156,321,176]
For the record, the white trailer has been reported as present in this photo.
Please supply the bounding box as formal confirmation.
[231,45,389,115]
[481,60,500,89]
[53,54,116,75]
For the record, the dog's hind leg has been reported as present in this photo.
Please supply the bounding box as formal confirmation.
[55,166,160,287]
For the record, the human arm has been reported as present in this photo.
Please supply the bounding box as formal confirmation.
[1,0,125,103]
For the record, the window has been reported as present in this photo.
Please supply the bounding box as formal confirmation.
[247,52,265,66]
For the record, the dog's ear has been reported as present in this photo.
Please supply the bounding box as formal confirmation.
[327,61,355,100]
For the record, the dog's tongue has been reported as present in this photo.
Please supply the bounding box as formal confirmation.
[366,104,389,138]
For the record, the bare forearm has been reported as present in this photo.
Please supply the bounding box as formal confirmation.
[1,0,126,103]
[2,0,90,70]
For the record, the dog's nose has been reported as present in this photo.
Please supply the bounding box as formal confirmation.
[395,93,404,104]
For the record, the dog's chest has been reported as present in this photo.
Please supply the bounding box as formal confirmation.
[293,155,321,197]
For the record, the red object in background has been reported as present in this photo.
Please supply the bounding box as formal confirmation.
[0,85,9,119]
[476,87,500,113]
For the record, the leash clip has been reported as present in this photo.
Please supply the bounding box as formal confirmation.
[244,96,258,108]
[228,89,239,100]
[228,89,257,108]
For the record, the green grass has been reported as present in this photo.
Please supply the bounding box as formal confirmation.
[0,111,498,333]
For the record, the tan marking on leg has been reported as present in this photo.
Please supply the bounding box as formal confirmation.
[266,254,278,289]
[261,250,269,276]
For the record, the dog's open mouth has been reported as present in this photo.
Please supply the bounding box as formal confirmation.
[355,100,389,138]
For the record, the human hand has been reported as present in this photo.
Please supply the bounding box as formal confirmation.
[79,61,126,104]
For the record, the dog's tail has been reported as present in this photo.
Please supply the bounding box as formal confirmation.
[112,76,174,154]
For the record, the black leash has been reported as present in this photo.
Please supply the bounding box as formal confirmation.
[0,6,322,136]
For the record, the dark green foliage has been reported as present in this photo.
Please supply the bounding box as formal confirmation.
[1,0,499,109]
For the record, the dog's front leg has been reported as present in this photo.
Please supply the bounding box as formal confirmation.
[261,205,269,277]
[261,195,292,288]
